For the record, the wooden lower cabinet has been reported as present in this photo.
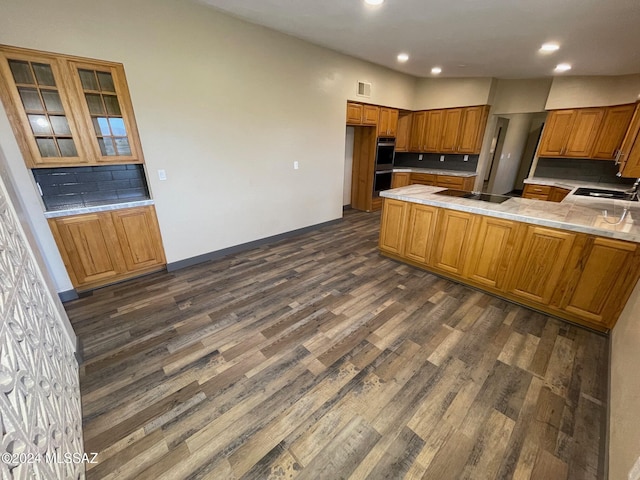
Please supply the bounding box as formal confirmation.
[557,237,640,327]
[409,173,437,186]
[378,198,640,331]
[111,207,166,272]
[49,205,165,290]
[404,204,438,265]
[523,183,570,202]
[378,199,408,255]
[431,210,475,275]
[506,226,576,305]
[522,183,551,200]
[463,216,518,290]
[391,172,411,188]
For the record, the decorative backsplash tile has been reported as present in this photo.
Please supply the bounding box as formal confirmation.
[32,164,150,211]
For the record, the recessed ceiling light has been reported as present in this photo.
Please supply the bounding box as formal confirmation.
[364,0,384,5]
[431,67,442,75]
[554,63,572,72]
[540,43,560,53]
[397,53,409,63]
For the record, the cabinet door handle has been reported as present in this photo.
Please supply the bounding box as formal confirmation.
[615,149,622,165]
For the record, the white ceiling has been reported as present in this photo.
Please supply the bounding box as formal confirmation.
[198,0,640,79]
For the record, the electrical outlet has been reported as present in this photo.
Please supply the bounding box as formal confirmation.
[158,169,167,181]
[463,155,469,162]
[440,155,445,162]
[418,154,423,161]
[294,161,299,170]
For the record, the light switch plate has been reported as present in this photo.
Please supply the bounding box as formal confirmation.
[158,169,167,181]
[294,161,299,170]
[440,155,445,162]
[463,155,469,162]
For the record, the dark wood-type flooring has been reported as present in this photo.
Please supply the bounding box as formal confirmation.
[66,209,608,480]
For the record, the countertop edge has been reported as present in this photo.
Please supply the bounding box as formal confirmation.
[44,199,155,218]
[381,186,640,243]
[392,168,477,177]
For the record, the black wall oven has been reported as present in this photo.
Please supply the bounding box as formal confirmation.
[375,137,395,170]
[374,137,395,195]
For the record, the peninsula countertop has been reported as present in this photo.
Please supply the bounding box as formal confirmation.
[380,184,640,243]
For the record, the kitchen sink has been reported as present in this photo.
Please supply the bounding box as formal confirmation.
[572,187,638,201]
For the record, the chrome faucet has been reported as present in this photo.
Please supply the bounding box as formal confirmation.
[625,178,640,201]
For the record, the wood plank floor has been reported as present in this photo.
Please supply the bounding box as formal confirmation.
[65,209,608,480]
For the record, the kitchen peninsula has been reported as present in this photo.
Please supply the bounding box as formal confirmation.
[379,185,640,331]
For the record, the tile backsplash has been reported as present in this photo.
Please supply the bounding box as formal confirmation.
[533,158,636,186]
[33,164,150,211]
[394,152,478,172]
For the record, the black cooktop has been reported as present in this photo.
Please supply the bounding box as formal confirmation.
[434,189,511,204]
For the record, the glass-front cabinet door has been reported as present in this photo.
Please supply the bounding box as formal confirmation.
[0,50,88,167]
[0,45,145,167]
[67,61,143,163]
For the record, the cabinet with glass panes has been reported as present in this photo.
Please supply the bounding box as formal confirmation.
[0,45,144,167]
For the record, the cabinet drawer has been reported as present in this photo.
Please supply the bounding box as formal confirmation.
[436,175,465,188]
[410,173,437,185]
[523,193,549,201]
[524,184,551,195]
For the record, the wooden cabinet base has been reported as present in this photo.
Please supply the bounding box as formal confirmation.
[381,249,615,333]
[48,205,166,291]
[378,198,640,332]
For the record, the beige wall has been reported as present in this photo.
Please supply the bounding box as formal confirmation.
[610,280,640,480]
[491,79,552,114]
[546,74,640,109]
[0,0,416,286]
[413,77,494,110]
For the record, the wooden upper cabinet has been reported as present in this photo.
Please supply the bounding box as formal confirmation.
[346,102,378,126]
[68,60,143,164]
[618,103,640,178]
[558,237,640,327]
[395,113,412,152]
[0,49,89,167]
[423,110,444,152]
[458,106,489,154]
[592,104,635,160]
[362,105,379,125]
[378,107,398,137]
[409,111,426,152]
[538,110,577,157]
[538,104,636,160]
[346,102,363,124]
[563,108,604,157]
[0,45,145,167]
[439,108,463,153]
[507,225,576,305]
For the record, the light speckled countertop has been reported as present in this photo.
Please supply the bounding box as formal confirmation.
[392,168,477,177]
[44,199,155,219]
[523,176,632,193]
[381,185,640,243]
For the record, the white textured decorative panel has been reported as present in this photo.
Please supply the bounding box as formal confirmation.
[0,180,83,479]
